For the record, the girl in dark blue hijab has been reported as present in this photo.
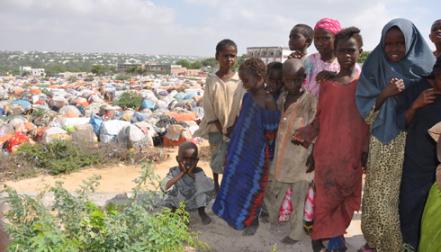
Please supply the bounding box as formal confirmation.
[356,18,435,252]
[396,56,441,251]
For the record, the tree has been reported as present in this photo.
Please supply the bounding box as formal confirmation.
[234,54,248,71]
[115,73,130,81]
[190,61,202,69]
[91,65,106,76]
[115,92,142,109]
[176,59,191,68]
[358,51,370,63]
[201,58,217,68]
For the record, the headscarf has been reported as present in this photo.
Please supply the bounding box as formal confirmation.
[356,18,435,144]
[314,18,341,34]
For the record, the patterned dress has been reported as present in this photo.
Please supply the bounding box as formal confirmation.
[361,108,406,252]
[212,92,280,230]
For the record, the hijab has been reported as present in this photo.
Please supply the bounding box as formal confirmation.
[356,18,435,144]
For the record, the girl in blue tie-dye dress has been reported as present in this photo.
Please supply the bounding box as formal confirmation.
[212,57,280,236]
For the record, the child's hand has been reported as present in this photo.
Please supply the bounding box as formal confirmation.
[178,161,188,173]
[383,78,405,97]
[316,71,337,83]
[412,88,441,110]
[288,51,306,59]
[291,134,303,145]
[186,165,195,174]
[291,133,309,148]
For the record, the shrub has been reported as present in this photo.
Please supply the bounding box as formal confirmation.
[16,141,101,175]
[3,163,208,252]
[115,74,130,81]
[1,141,169,181]
[31,108,46,118]
[115,92,142,110]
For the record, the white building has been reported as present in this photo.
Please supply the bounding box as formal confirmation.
[246,47,292,64]
[31,68,45,77]
[20,66,46,77]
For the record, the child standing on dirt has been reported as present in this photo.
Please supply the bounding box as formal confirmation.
[212,58,280,236]
[294,27,369,252]
[160,142,214,225]
[194,39,245,193]
[288,24,314,60]
[356,19,435,252]
[265,58,316,245]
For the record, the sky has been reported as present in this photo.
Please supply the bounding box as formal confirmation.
[0,0,438,57]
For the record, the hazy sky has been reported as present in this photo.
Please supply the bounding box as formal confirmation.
[0,0,438,57]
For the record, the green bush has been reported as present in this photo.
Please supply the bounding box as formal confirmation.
[115,74,130,81]
[16,141,101,175]
[31,108,46,118]
[3,163,208,252]
[115,92,142,110]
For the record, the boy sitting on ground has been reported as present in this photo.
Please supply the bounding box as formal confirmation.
[160,142,214,224]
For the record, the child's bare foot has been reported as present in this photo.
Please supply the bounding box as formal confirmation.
[312,240,325,252]
[242,225,258,236]
[281,236,298,244]
[242,219,259,236]
[200,214,211,225]
[198,207,211,225]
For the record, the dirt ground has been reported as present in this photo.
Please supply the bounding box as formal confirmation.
[2,142,366,251]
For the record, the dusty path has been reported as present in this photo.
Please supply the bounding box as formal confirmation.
[2,146,211,193]
[2,143,365,251]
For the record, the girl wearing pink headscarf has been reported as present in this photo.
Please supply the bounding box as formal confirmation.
[303,18,361,97]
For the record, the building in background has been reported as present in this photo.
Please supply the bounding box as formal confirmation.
[144,64,172,75]
[116,63,143,73]
[20,66,46,77]
[246,47,292,64]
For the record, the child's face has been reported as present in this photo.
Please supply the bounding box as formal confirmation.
[216,46,237,70]
[384,27,406,63]
[314,28,335,56]
[430,21,441,45]
[283,68,305,94]
[266,69,283,95]
[289,28,308,51]
[176,147,199,172]
[239,70,264,91]
[335,37,361,70]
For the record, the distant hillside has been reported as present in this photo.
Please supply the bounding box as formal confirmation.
[0,51,204,75]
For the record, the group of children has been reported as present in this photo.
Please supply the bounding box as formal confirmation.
[160,18,441,252]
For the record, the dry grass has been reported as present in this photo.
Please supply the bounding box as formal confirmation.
[0,141,170,182]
